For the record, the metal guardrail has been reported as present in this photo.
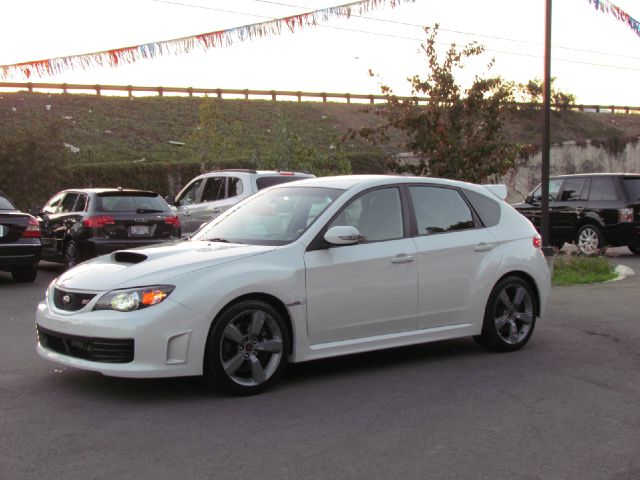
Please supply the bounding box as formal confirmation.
[1,82,639,113]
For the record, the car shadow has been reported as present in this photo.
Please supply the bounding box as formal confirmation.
[49,338,484,401]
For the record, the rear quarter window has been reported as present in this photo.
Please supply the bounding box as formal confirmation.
[0,195,16,210]
[462,189,501,228]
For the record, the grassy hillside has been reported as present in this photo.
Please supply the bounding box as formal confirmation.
[2,91,639,166]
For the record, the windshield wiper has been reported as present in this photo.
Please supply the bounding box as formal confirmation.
[136,208,164,214]
[207,237,244,244]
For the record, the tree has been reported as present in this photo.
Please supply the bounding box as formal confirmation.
[189,96,242,164]
[518,77,576,110]
[353,24,519,183]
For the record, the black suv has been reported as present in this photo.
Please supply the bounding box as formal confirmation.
[35,188,181,269]
[513,173,640,255]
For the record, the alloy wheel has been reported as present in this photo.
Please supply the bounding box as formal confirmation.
[493,283,534,345]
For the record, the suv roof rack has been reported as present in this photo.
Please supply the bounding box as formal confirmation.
[208,168,258,174]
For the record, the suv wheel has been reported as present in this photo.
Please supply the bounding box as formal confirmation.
[576,225,603,255]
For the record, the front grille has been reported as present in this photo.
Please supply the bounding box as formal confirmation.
[53,288,96,312]
[37,326,134,363]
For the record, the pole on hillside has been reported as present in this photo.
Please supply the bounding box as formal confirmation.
[541,0,552,253]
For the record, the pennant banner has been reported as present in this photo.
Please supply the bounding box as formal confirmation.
[587,0,640,37]
[0,0,414,80]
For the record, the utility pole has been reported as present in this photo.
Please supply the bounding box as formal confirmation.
[541,0,552,255]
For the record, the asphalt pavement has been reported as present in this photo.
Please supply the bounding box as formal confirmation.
[0,254,639,480]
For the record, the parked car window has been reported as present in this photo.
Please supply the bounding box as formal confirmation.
[177,179,203,206]
[560,178,589,201]
[97,194,166,213]
[201,177,226,202]
[43,193,65,215]
[0,194,15,210]
[74,194,88,212]
[462,189,501,227]
[257,176,306,190]
[622,177,640,201]
[330,188,403,242]
[531,178,563,203]
[59,193,80,213]
[227,177,243,198]
[588,177,618,201]
[410,186,474,235]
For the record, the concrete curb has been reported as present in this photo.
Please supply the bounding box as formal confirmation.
[607,264,636,283]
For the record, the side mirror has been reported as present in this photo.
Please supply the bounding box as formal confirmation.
[164,195,176,206]
[324,226,362,246]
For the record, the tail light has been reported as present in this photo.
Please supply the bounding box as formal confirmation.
[279,171,295,176]
[164,216,181,227]
[21,217,41,238]
[619,208,633,223]
[82,215,115,228]
[533,235,542,249]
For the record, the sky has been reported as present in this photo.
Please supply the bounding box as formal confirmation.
[1,0,639,106]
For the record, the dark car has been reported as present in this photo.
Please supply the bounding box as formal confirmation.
[36,188,181,269]
[0,190,41,282]
[513,173,640,255]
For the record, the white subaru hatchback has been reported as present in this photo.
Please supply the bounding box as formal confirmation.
[36,175,551,395]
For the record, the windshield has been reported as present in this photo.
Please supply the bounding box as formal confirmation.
[193,186,343,246]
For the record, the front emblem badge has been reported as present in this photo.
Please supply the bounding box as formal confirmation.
[62,295,71,305]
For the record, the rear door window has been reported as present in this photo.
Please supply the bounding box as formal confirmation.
[227,177,244,198]
[410,186,475,235]
[201,177,226,202]
[560,178,589,202]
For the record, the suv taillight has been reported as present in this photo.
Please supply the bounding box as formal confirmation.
[619,208,633,223]
[164,216,181,227]
[82,215,115,228]
[21,217,41,238]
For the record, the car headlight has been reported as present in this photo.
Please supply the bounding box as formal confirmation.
[94,285,175,312]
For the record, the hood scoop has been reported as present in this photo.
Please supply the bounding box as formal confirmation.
[113,251,147,264]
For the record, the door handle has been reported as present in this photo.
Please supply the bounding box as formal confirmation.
[391,254,415,264]
[474,242,494,252]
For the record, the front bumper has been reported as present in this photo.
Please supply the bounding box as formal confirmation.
[35,292,210,378]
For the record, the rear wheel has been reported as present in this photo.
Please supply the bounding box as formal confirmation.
[12,266,38,282]
[64,240,80,270]
[475,276,536,352]
[576,224,603,255]
[204,300,289,395]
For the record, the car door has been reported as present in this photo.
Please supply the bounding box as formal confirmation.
[553,177,590,243]
[408,185,502,330]
[304,186,418,344]
[174,178,205,234]
[41,192,79,259]
[519,178,563,244]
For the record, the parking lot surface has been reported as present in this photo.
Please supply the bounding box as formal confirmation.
[1,254,639,480]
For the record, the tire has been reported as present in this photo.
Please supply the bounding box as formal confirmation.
[204,300,289,395]
[64,240,80,270]
[628,244,640,255]
[474,276,537,352]
[576,224,603,256]
[12,266,38,283]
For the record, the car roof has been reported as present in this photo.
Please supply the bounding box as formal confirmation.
[551,173,640,179]
[269,174,491,193]
[58,188,159,195]
[200,169,313,177]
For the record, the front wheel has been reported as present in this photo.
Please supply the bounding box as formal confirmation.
[475,276,537,352]
[204,300,289,395]
[576,224,603,255]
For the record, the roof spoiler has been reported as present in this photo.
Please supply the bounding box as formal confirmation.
[483,184,507,201]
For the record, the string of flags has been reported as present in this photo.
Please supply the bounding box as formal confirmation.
[587,0,640,37]
[0,0,414,80]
